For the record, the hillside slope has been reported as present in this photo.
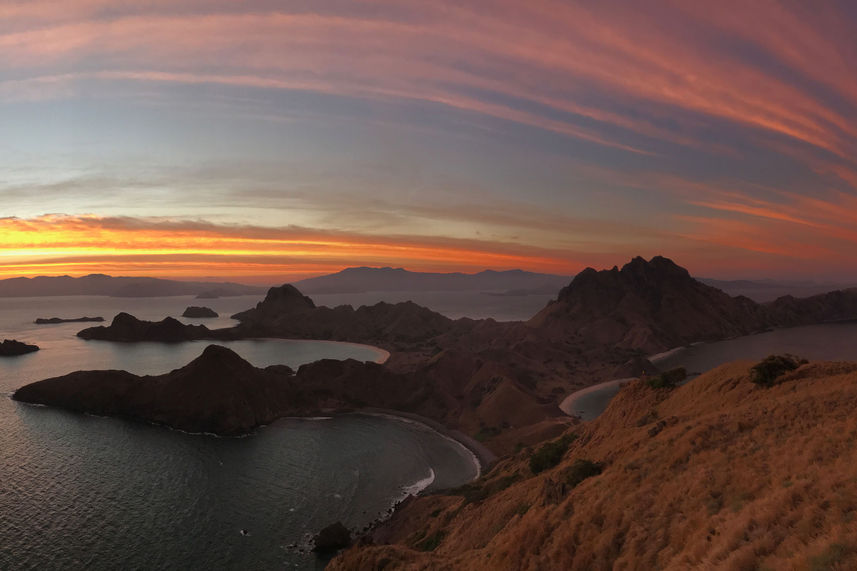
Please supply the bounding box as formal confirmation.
[333,360,857,569]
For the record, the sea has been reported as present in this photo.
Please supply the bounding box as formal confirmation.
[0,295,480,570]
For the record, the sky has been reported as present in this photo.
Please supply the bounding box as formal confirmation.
[2,0,857,283]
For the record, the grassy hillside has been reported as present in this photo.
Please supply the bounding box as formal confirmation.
[333,360,857,570]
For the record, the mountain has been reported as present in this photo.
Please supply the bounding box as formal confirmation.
[700,277,857,302]
[332,360,857,569]
[528,256,768,354]
[0,274,267,298]
[294,267,570,294]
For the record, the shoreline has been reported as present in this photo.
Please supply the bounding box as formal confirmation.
[354,408,497,478]
[558,377,636,418]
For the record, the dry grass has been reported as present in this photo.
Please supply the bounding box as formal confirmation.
[332,360,857,570]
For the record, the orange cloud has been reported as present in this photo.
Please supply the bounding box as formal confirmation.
[0,215,585,280]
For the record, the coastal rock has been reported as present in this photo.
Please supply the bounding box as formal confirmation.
[0,339,39,356]
[35,316,104,324]
[181,306,218,318]
[77,312,214,342]
[313,521,352,553]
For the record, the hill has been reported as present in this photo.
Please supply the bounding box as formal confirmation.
[294,267,570,294]
[332,359,857,569]
[528,256,768,354]
[0,274,266,298]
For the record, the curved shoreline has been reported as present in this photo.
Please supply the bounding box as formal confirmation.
[559,377,636,419]
[354,408,497,479]
[302,339,390,364]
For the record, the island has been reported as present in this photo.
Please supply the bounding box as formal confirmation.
[77,313,216,342]
[14,344,430,436]
[0,339,39,356]
[181,306,219,318]
[35,316,104,324]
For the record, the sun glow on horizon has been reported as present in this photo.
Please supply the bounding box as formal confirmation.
[0,214,583,281]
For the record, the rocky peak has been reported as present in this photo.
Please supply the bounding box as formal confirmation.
[262,284,316,310]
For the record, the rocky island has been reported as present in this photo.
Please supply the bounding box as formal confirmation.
[77,312,216,342]
[35,316,104,324]
[0,339,39,356]
[181,306,218,318]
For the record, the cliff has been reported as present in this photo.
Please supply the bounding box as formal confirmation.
[332,359,857,569]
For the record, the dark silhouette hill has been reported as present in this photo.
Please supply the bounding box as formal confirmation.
[528,256,768,354]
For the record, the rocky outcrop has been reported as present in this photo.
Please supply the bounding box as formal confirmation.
[0,339,39,356]
[181,306,218,318]
[35,316,104,324]
[77,312,215,342]
[313,522,352,553]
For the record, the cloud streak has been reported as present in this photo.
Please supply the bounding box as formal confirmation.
[2,2,857,280]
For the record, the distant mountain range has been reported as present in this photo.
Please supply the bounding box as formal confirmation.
[0,274,267,298]
[698,277,857,302]
[2,267,852,301]
[294,266,571,294]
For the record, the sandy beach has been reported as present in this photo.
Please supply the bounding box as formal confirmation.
[559,377,637,420]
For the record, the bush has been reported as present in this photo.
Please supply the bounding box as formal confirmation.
[529,433,577,474]
[751,354,807,387]
[646,367,687,389]
[563,459,603,488]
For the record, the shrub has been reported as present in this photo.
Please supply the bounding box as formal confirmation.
[646,367,687,389]
[529,433,578,474]
[563,459,603,488]
[751,354,807,387]
[416,531,446,552]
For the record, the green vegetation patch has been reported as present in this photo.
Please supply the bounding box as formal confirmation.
[452,473,522,505]
[750,354,808,387]
[416,531,446,552]
[646,367,687,389]
[562,459,603,488]
[529,433,578,474]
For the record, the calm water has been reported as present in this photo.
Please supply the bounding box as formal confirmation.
[0,296,478,570]
[570,321,857,421]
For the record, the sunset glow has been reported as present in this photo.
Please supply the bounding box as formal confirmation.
[2,1,857,282]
